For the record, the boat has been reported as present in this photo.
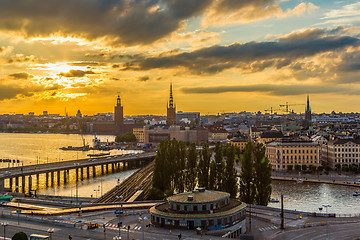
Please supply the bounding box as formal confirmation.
[270,198,280,203]
[353,192,360,196]
[297,179,303,184]
[87,152,110,157]
[59,145,90,151]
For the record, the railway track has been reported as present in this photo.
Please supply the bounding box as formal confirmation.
[95,160,155,203]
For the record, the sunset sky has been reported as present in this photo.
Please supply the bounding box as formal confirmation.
[0,0,360,116]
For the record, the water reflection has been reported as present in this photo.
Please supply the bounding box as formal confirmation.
[269,180,360,215]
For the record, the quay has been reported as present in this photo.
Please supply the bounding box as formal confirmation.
[0,152,156,194]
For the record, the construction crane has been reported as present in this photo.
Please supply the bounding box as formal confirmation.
[264,107,281,114]
[279,102,305,113]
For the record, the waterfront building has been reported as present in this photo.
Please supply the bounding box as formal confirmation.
[167,83,176,125]
[266,139,321,170]
[150,188,246,237]
[143,125,208,145]
[322,138,360,168]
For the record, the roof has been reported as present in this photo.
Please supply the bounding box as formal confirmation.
[259,131,283,139]
[267,140,319,147]
[168,189,229,203]
[331,138,360,145]
[229,137,248,143]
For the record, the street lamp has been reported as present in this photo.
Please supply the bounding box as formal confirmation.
[322,204,331,240]
[1,222,8,240]
[116,196,124,239]
[47,228,54,240]
[138,216,148,240]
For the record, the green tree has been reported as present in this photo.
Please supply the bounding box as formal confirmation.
[115,132,137,142]
[12,232,28,240]
[198,143,211,188]
[185,143,198,191]
[295,164,301,172]
[317,166,324,172]
[335,164,341,170]
[239,142,255,204]
[223,144,238,198]
[214,142,224,191]
[287,165,293,171]
[301,165,307,171]
[151,140,170,197]
[174,141,187,193]
[208,160,216,190]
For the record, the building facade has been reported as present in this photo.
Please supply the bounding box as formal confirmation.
[266,140,321,170]
[322,138,360,168]
[132,127,144,143]
[150,188,246,237]
[227,137,248,151]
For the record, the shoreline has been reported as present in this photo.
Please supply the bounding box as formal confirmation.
[272,176,360,188]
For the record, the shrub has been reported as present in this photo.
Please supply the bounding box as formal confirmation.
[12,232,28,240]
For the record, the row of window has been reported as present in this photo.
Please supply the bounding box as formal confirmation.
[279,149,317,154]
[169,199,228,212]
[334,159,360,163]
[282,155,317,160]
[282,161,317,164]
[335,148,360,152]
[335,153,359,158]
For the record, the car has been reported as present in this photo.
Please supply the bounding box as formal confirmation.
[4,171,10,175]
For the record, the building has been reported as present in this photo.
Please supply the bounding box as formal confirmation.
[322,138,360,168]
[176,111,200,125]
[209,129,228,142]
[257,131,283,145]
[133,127,144,143]
[227,137,248,151]
[167,84,176,125]
[150,188,246,237]
[266,139,321,170]
[143,125,208,145]
[76,109,82,118]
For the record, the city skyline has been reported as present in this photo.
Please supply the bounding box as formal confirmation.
[0,0,360,115]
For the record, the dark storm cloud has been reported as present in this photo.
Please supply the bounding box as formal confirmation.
[0,85,25,100]
[123,35,360,74]
[59,70,95,78]
[0,0,285,46]
[8,72,33,79]
[137,76,150,82]
[181,84,360,96]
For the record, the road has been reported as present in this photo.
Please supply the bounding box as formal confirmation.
[270,221,360,240]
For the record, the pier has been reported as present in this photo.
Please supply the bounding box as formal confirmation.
[0,152,156,194]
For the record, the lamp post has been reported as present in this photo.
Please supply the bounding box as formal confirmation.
[138,216,148,240]
[322,204,331,240]
[15,185,22,225]
[116,196,123,239]
[47,228,54,240]
[1,222,8,240]
[248,181,253,233]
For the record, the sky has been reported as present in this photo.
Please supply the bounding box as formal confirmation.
[0,0,360,116]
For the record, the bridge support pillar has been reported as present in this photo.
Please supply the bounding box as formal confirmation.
[0,179,4,192]
[9,178,13,191]
[112,163,115,173]
[46,172,49,187]
[57,171,60,185]
[50,171,54,186]
[81,167,84,180]
[36,174,39,185]
[93,166,96,177]
[106,164,109,174]
[76,168,79,182]
[28,175,32,194]
[87,167,90,179]
[15,177,19,192]
[63,170,67,184]
[21,176,25,193]
[101,165,104,175]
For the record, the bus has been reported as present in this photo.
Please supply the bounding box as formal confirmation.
[29,234,50,240]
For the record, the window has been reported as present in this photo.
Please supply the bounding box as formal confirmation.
[202,205,206,211]
[193,205,198,211]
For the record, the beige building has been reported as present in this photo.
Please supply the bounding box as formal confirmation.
[266,140,321,170]
[133,127,144,143]
[209,129,228,142]
[322,139,360,168]
[227,137,248,151]
[257,131,283,145]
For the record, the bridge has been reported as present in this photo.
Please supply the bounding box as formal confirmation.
[0,152,156,194]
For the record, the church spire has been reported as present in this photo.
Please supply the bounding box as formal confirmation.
[306,93,311,112]
[168,83,174,108]
[117,95,121,106]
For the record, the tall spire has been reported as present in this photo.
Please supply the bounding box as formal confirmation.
[169,83,174,108]
[306,93,311,112]
[117,95,121,106]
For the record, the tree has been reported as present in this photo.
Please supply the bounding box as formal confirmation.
[317,166,324,172]
[287,165,293,171]
[253,143,272,206]
[301,165,307,171]
[295,164,301,172]
[239,142,255,204]
[198,143,211,189]
[335,164,341,170]
[174,141,187,193]
[12,232,28,240]
[185,143,198,191]
[310,165,317,173]
[214,142,224,191]
[239,142,272,206]
[115,132,137,142]
[223,144,238,198]
[151,140,171,198]
[208,160,216,190]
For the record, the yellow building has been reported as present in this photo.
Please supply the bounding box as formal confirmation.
[227,137,248,151]
[133,127,144,143]
[266,140,321,170]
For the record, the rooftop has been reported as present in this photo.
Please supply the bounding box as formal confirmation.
[168,189,229,203]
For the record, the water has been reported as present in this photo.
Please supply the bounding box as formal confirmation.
[269,180,360,215]
[0,132,142,197]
